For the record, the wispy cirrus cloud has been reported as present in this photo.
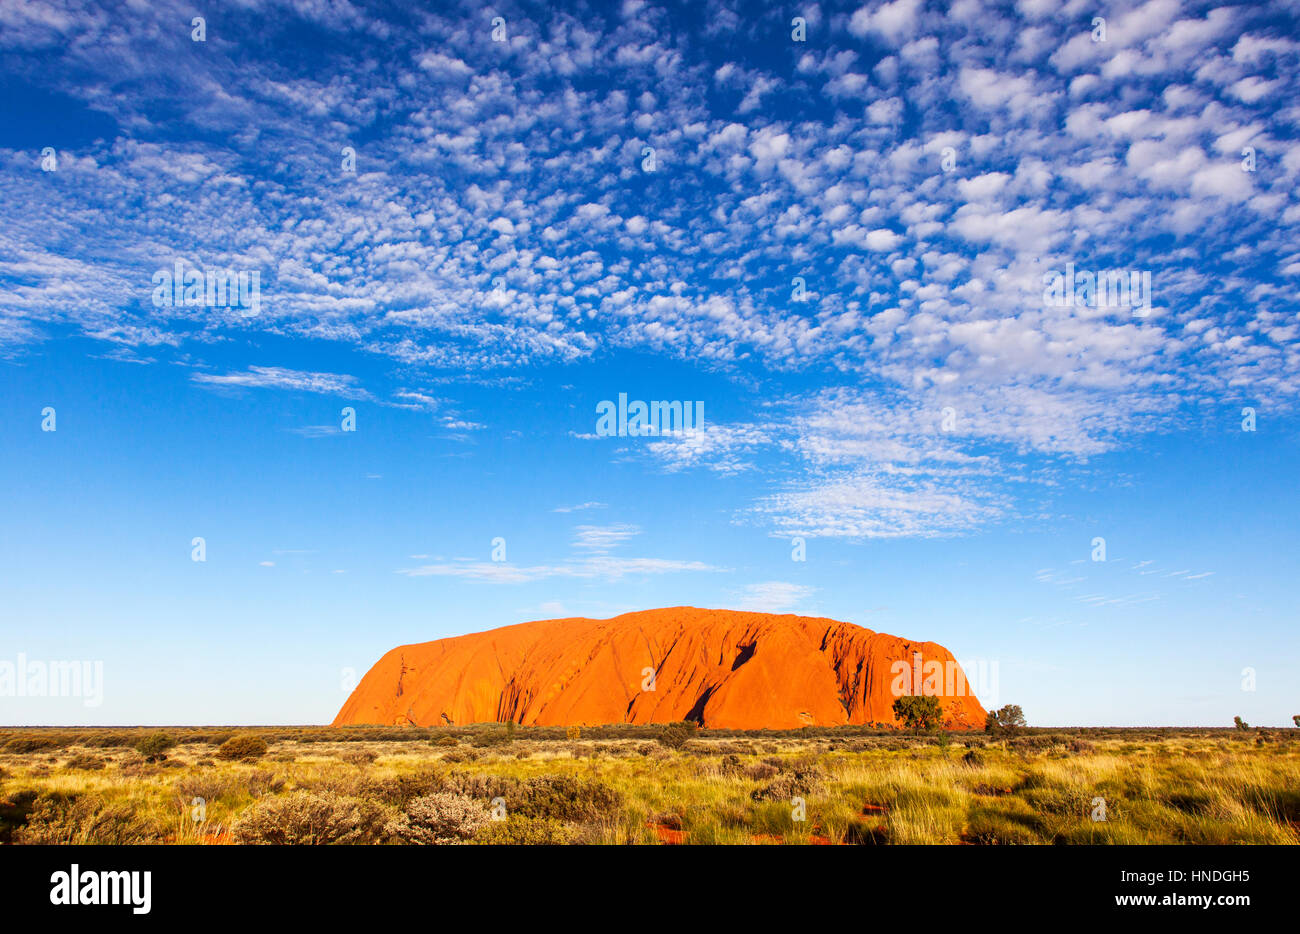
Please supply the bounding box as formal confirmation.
[572,524,640,553]
[396,555,724,583]
[733,581,816,612]
[191,366,364,396]
[552,501,608,513]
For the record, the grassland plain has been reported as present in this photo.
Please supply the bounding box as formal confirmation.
[0,725,1296,845]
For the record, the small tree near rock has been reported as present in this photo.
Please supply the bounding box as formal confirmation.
[1234,716,1249,731]
[984,705,1027,735]
[892,695,943,733]
[656,721,699,749]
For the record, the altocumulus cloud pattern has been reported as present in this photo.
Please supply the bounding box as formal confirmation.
[4,0,1298,537]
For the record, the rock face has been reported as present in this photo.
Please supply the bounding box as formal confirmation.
[334,607,986,730]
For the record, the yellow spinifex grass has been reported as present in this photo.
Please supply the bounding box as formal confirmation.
[0,730,1296,844]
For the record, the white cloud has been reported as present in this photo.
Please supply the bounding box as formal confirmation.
[417,52,472,77]
[396,556,723,583]
[191,366,364,395]
[553,501,607,513]
[848,0,923,44]
[734,581,816,612]
[572,524,640,553]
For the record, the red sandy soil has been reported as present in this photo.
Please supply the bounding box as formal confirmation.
[648,821,688,845]
[751,831,838,845]
[335,606,987,730]
[655,825,839,845]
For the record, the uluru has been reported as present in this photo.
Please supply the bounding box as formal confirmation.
[335,607,986,730]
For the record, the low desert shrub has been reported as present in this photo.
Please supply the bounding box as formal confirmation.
[1008,735,1055,752]
[443,772,522,801]
[471,727,512,747]
[716,754,746,778]
[80,731,138,749]
[751,767,827,802]
[711,741,758,756]
[438,773,618,823]
[135,732,175,762]
[231,790,387,844]
[340,749,377,766]
[439,748,480,763]
[363,768,446,808]
[515,775,622,822]
[656,722,699,750]
[384,793,490,844]
[3,734,61,754]
[218,734,269,761]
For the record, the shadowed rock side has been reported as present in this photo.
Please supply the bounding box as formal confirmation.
[334,607,987,730]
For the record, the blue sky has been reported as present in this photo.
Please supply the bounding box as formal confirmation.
[2,0,1298,726]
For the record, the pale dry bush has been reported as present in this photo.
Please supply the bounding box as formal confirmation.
[231,790,388,844]
[384,792,491,844]
[751,766,827,802]
[443,771,521,800]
